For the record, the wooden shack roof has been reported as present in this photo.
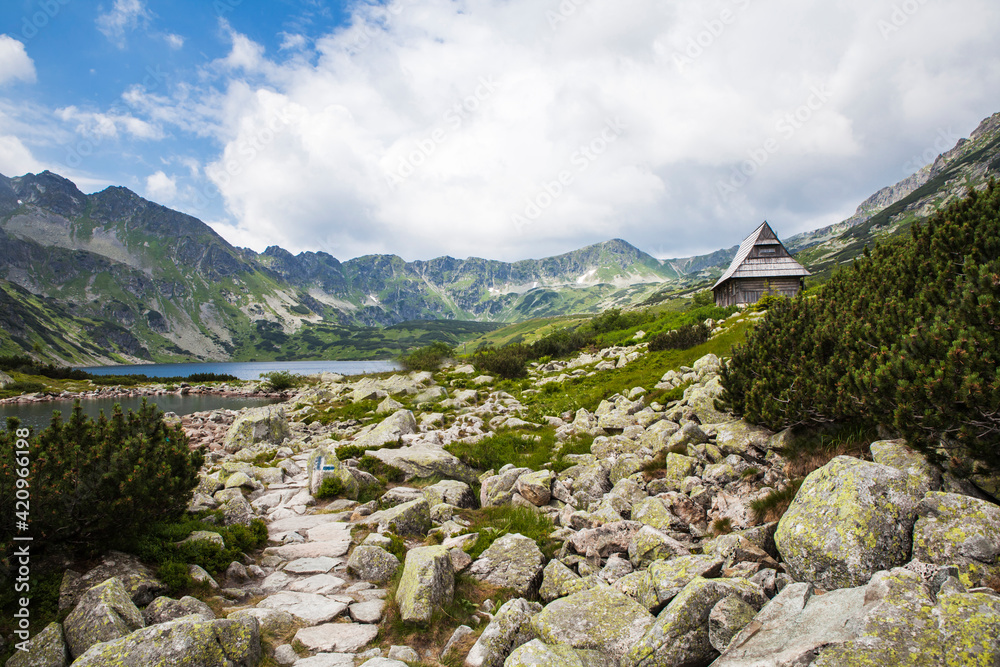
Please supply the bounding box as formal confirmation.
[712,221,810,290]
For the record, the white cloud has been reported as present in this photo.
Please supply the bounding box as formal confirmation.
[80,0,1000,260]
[56,106,164,141]
[279,33,307,51]
[0,134,44,176]
[145,170,177,202]
[96,0,152,48]
[0,35,37,85]
[165,33,185,50]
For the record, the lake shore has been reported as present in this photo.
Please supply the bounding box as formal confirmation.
[0,381,286,406]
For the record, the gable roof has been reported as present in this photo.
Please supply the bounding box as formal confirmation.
[712,221,810,290]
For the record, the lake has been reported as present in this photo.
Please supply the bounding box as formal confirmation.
[0,394,283,432]
[76,359,401,380]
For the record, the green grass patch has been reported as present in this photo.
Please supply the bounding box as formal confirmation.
[461,506,559,560]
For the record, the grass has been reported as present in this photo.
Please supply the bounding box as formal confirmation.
[777,422,877,478]
[460,506,559,560]
[710,517,733,536]
[749,479,804,524]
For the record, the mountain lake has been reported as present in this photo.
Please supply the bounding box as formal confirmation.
[1,359,401,431]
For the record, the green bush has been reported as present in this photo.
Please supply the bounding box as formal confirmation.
[315,476,345,499]
[648,323,709,352]
[259,370,301,392]
[0,401,202,559]
[721,182,1000,472]
[5,380,47,394]
[473,345,530,379]
[400,342,454,372]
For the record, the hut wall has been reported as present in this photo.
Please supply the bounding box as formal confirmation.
[713,277,803,307]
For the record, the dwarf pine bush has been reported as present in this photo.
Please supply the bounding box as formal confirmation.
[721,182,1000,472]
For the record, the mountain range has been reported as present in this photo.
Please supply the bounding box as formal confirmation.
[2,111,999,365]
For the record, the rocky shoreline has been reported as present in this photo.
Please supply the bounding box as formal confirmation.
[0,382,286,406]
[7,331,1000,667]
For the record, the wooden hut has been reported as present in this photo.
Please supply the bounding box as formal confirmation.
[713,221,809,307]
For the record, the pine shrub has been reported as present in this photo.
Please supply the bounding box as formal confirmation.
[721,182,1000,472]
[648,323,710,352]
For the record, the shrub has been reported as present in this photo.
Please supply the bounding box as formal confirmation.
[473,345,530,379]
[648,323,710,352]
[400,342,454,372]
[259,370,301,392]
[723,182,1000,473]
[5,380,47,394]
[315,476,345,499]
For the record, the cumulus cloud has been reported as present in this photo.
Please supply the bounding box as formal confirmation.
[0,36,37,86]
[89,0,1000,260]
[0,134,44,176]
[56,106,164,140]
[96,0,152,48]
[145,170,177,203]
[165,33,185,50]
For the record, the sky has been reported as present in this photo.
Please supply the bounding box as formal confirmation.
[1,0,1000,263]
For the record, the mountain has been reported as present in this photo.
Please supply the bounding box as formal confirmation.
[0,173,679,363]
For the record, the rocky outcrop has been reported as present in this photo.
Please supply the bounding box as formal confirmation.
[223,406,290,453]
[395,545,454,624]
[63,577,145,659]
[464,598,541,667]
[911,491,1000,588]
[469,533,545,596]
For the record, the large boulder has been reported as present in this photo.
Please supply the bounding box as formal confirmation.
[6,622,69,667]
[422,480,477,509]
[469,533,545,597]
[505,639,614,667]
[464,598,541,667]
[628,525,690,568]
[223,406,290,453]
[713,420,772,455]
[646,556,724,610]
[621,577,766,667]
[350,409,417,449]
[70,617,260,667]
[870,440,942,497]
[59,551,167,610]
[396,545,454,624]
[715,568,1000,667]
[911,491,1000,588]
[774,456,922,589]
[516,470,554,507]
[347,545,401,584]
[143,596,215,625]
[531,585,654,663]
[539,560,595,603]
[365,443,478,484]
[63,577,144,659]
[361,497,432,535]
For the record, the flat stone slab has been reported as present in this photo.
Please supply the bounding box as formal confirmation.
[285,557,342,574]
[308,523,352,542]
[288,574,348,595]
[295,623,380,653]
[265,540,351,559]
[268,515,346,537]
[294,654,356,667]
[261,571,295,593]
[256,591,348,625]
[349,599,386,623]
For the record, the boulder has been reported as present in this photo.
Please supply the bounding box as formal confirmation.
[469,533,546,597]
[423,480,477,508]
[646,555,724,609]
[631,497,682,532]
[505,639,615,667]
[531,585,654,663]
[71,617,260,667]
[396,545,454,624]
[226,608,295,637]
[539,560,595,603]
[870,440,942,497]
[63,577,144,659]
[774,456,922,589]
[569,521,642,558]
[143,596,215,625]
[708,595,758,653]
[223,406,290,453]
[220,495,256,527]
[350,409,417,449]
[516,470,554,507]
[621,577,766,667]
[294,623,379,653]
[715,568,1000,667]
[465,598,541,667]
[628,525,690,568]
[6,622,68,667]
[481,467,532,507]
[255,591,348,625]
[365,444,478,484]
[59,552,167,610]
[362,498,431,536]
[682,376,729,424]
[911,491,1000,588]
[713,420,772,455]
[347,545,401,584]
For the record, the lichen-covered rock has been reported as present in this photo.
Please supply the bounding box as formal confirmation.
[464,598,541,667]
[870,440,942,497]
[223,406,290,453]
[631,497,681,532]
[226,608,295,637]
[708,595,758,653]
[613,571,658,611]
[396,545,454,624]
[63,577,145,658]
[423,480,476,508]
[347,545,401,584]
[350,409,417,449]
[531,585,654,663]
[774,456,922,589]
[71,616,261,667]
[539,559,595,603]
[220,495,256,527]
[366,444,478,484]
[621,577,766,667]
[481,467,532,507]
[504,639,614,667]
[662,453,699,490]
[713,420,772,455]
[640,420,680,453]
[363,497,431,536]
[6,622,68,667]
[143,596,215,625]
[627,525,690,568]
[516,470,553,507]
[59,551,167,610]
[682,377,729,425]
[911,491,1000,588]
[646,555,724,609]
[469,533,545,597]
[569,521,642,558]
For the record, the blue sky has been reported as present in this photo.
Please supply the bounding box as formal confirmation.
[2,0,1000,262]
